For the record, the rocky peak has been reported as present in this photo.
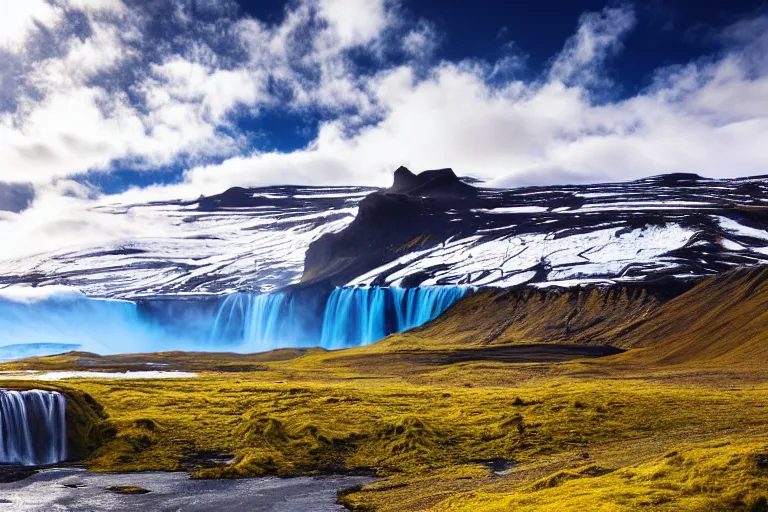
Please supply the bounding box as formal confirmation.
[386,167,478,199]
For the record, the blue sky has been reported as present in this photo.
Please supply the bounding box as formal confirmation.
[1,0,768,202]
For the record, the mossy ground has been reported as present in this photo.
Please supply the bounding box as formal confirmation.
[5,348,766,511]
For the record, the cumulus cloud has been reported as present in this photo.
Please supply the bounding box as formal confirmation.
[1,0,768,259]
[548,5,636,86]
[174,2,768,194]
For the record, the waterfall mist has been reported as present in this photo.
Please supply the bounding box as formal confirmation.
[0,390,67,466]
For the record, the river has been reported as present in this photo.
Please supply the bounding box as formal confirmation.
[0,468,371,511]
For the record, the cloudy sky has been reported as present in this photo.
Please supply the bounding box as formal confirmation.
[0,0,767,225]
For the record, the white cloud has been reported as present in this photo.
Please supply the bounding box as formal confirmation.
[549,4,636,86]
[68,0,126,14]
[179,5,768,194]
[1,2,768,259]
[0,1,62,51]
[402,20,440,59]
[315,0,391,48]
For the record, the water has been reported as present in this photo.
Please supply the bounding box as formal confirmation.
[0,297,149,355]
[320,286,469,349]
[0,371,198,381]
[0,287,470,358]
[209,293,302,347]
[0,468,373,511]
[0,390,67,466]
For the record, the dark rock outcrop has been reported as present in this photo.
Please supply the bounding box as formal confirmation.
[302,167,768,288]
[386,167,478,198]
[303,167,482,286]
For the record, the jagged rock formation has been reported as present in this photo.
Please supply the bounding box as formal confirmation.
[302,168,482,286]
[385,166,478,198]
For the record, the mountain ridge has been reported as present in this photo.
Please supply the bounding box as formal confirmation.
[3,168,768,297]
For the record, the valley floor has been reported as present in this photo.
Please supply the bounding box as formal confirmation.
[2,346,768,512]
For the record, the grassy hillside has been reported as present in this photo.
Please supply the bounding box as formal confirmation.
[369,282,681,351]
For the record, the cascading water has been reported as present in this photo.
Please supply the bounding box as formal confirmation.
[320,286,469,349]
[0,295,147,355]
[209,293,304,347]
[0,285,469,358]
[206,286,469,350]
[0,390,67,466]
[390,287,471,332]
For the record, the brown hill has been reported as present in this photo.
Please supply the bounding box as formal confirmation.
[611,266,768,367]
[379,267,768,369]
[378,283,679,350]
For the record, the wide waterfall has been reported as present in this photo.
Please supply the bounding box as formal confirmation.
[320,286,469,349]
[0,285,470,358]
[0,390,67,466]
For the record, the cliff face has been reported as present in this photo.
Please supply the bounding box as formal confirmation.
[303,167,483,286]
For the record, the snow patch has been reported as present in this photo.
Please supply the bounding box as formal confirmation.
[0,371,199,381]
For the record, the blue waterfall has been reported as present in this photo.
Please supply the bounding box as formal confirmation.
[0,296,151,355]
[0,286,469,358]
[0,390,67,466]
[207,287,469,350]
[320,287,469,349]
[209,293,302,347]
[391,287,471,332]
[0,295,216,358]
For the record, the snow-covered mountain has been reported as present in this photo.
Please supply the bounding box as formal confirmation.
[3,168,768,298]
[0,186,373,298]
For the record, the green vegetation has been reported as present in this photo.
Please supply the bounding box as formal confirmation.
[7,352,766,511]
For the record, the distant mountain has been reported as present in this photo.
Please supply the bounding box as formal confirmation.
[304,167,768,288]
[2,168,768,298]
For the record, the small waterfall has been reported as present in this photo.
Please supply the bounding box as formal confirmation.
[320,286,469,349]
[0,390,67,466]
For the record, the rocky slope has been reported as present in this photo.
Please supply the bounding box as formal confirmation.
[0,186,373,298]
[306,168,768,288]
